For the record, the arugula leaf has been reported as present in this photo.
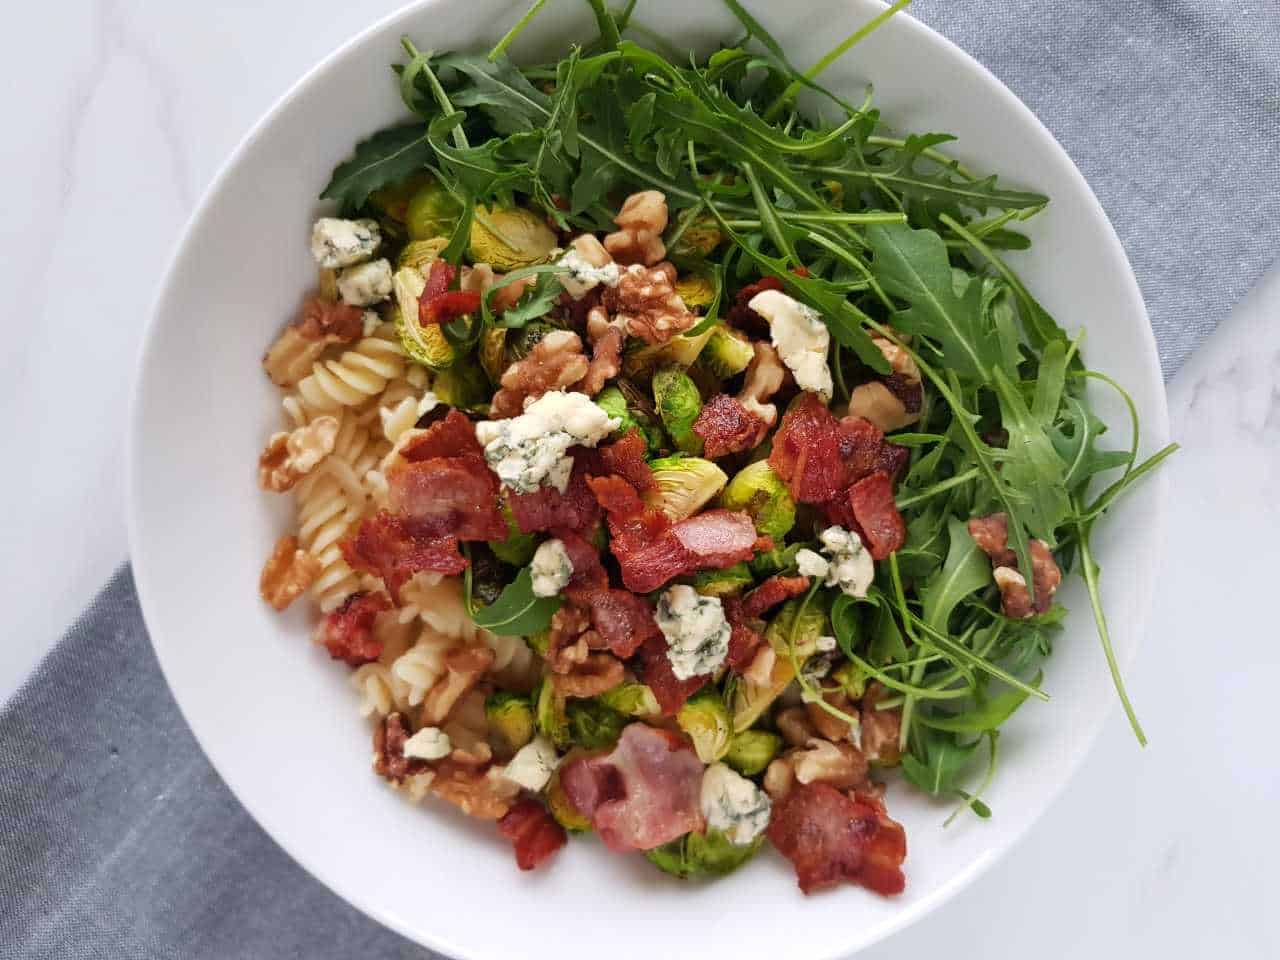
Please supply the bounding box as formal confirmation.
[320,124,433,212]
[470,567,562,635]
[991,367,1071,543]
[867,223,1004,382]
[901,728,980,796]
[920,671,1042,733]
[921,518,991,632]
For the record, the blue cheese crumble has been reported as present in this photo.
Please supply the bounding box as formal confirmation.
[818,526,875,598]
[531,538,574,598]
[795,548,830,580]
[557,248,622,300]
[502,735,560,792]
[748,289,833,400]
[311,217,381,269]
[475,390,620,494]
[655,585,731,680]
[700,762,772,845]
[337,258,393,307]
[402,726,451,761]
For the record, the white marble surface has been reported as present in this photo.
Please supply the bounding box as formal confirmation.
[1,1,1276,957]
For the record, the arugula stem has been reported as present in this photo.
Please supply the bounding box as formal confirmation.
[895,467,980,509]
[403,40,469,150]
[487,0,549,61]
[866,134,977,179]
[765,0,915,119]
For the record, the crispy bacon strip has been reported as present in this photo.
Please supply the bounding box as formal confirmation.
[508,453,601,535]
[497,799,568,871]
[317,591,393,666]
[609,508,766,593]
[767,782,907,896]
[386,456,506,542]
[723,596,766,673]
[342,512,466,601]
[399,408,483,462]
[848,473,906,561]
[769,394,847,504]
[692,394,770,458]
[743,575,811,619]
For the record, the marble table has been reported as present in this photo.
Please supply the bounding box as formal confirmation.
[2,1,1276,956]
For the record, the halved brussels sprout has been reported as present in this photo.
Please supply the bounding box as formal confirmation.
[671,215,724,258]
[505,320,561,363]
[729,597,830,729]
[677,689,733,763]
[406,180,463,240]
[565,700,628,750]
[691,563,754,597]
[489,500,536,566]
[646,829,762,879]
[594,386,657,450]
[719,461,796,540]
[545,762,592,833]
[645,455,727,521]
[699,326,755,379]
[598,682,661,718]
[469,204,557,271]
[397,237,449,272]
[652,367,704,455]
[723,729,782,777]
[534,680,570,749]
[729,656,795,731]
[674,273,716,310]
[393,266,457,370]
[432,357,490,412]
[478,326,508,385]
[371,172,435,225]
[485,691,535,759]
[623,325,717,382]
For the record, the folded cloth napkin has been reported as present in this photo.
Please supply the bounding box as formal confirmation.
[2,3,1277,958]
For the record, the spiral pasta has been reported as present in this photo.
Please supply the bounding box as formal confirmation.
[295,323,407,414]
[391,627,459,707]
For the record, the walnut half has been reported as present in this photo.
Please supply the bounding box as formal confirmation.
[258,416,339,492]
[489,330,590,419]
[259,535,321,611]
[603,190,669,266]
[602,264,696,345]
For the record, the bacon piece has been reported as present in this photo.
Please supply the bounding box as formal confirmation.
[554,529,609,589]
[610,509,765,594]
[726,276,785,337]
[373,712,427,783]
[317,591,392,666]
[874,442,911,482]
[567,585,659,659]
[598,430,654,493]
[693,394,770,458]
[587,474,645,519]
[558,724,705,850]
[767,782,907,896]
[743,575,811,619]
[634,634,708,715]
[399,408,483,462]
[297,295,365,343]
[497,799,568,871]
[508,454,600,535]
[387,456,506,542]
[769,394,847,504]
[967,513,1062,617]
[342,512,466,600]
[838,414,911,484]
[723,597,766,673]
[848,473,906,561]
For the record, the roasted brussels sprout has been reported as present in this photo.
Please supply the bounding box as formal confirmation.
[652,367,704,455]
[699,326,755,379]
[645,829,762,879]
[534,680,570,749]
[645,455,728,521]
[730,598,830,729]
[405,180,462,240]
[505,320,561,363]
[393,266,457,370]
[691,563,754,598]
[432,357,490,412]
[469,204,557,271]
[748,542,803,577]
[485,691,535,759]
[594,386,663,451]
[723,729,782,776]
[565,700,628,750]
[370,172,435,226]
[719,461,796,540]
[832,660,870,700]
[671,215,723,258]
[623,325,717,381]
[545,763,592,833]
[397,237,449,272]
[677,689,733,763]
[674,273,716,310]
[478,326,508,385]
[598,682,661,718]
[489,500,537,566]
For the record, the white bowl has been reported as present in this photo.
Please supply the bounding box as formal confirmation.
[128,1,1170,957]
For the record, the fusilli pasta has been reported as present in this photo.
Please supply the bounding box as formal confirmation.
[391,627,459,707]
[295,323,406,413]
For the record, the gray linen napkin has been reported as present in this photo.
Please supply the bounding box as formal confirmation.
[3,3,1278,958]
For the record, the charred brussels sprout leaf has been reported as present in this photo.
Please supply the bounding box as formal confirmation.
[699,326,755,379]
[723,729,782,776]
[486,691,535,757]
[645,455,728,521]
[565,699,628,750]
[720,461,796,540]
[534,679,571,749]
[676,689,733,763]
[646,829,762,879]
[652,367,704,455]
[598,682,661,718]
[691,563,754,597]
[406,179,463,241]
[469,204,557,270]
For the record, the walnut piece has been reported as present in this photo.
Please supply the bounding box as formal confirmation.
[579,320,623,397]
[742,643,777,687]
[429,760,521,820]
[603,190,669,266]
[763,756,796,800]
[489,330,591,418]
[602,264,696,345]
[806,691,860,744]
[967,513,1062,618]
[552,652,626,698]
[259,535,321,611]
[546,605,593,674]
[847,336,923,432]
[462,263,534,314]
[860,683,903,766]
[257,415,340,492]
[374,712,429,784]
[262,296,364,387]
[441,687,493,766]
[421,645,496,725]
[791,738,869,790]
[571,233,613,267]
[738,342,785,428]
[776,706,818,748]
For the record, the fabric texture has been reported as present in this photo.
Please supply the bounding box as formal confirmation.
[3,4,1278,958]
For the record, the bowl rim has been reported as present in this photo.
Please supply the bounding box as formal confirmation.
[127,1,1170,956]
